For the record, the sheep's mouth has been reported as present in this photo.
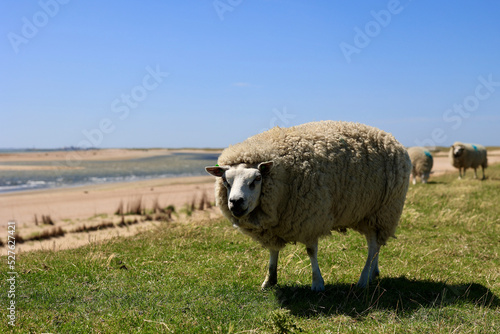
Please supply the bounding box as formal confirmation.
[230,207,248,219]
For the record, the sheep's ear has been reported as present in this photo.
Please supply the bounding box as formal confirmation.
[258,161,273,176]
[205,166,227,177]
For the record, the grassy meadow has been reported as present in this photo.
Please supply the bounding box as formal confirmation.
[2,164,500,333]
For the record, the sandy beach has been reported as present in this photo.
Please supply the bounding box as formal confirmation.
[0,175,219,252]
[0,175,216,224]
[0,149,221,252]
[0,148,221,226]
[1,148,499,253]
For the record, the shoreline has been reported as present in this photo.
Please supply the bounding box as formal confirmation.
[0,174,216,224]
[0,172,212,195]
[0,148,222,194]
[0,174,219,253]
[0,148,222,163]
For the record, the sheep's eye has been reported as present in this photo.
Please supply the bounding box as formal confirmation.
[249,176,261,190]
[222,176,230,189]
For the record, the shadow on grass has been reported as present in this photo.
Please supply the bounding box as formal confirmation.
[274,276,499,318]
[425,181,447,185]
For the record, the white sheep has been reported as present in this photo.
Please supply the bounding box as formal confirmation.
[449,142,487,179]
[206,121,411,291]
[407,146,433,184]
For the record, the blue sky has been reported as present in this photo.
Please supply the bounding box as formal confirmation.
[1,0,499,149]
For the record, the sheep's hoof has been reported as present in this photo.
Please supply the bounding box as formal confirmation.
[356,281,366,289]
[357,270,379,288]
[311,278,325,292]
[261,279,277,290]
[356,278,372,289]
[311,284,325,292]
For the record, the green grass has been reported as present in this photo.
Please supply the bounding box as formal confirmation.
[2,165,500,333]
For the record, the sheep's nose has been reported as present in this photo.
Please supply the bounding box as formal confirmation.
[229,197,246,217]
[229,197,244,208]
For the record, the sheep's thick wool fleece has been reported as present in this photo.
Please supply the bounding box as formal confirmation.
[449,142,488,169]
[408,147,433,175]
[215,121,411,250]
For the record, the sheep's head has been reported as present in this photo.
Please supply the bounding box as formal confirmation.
[422,172,431,183]
[205,161,273,219]
[452,145,464,158]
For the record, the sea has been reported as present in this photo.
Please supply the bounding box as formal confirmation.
[0,150,220,193]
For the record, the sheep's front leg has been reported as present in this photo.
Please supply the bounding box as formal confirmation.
[357,230,380,288]
[261,249,279,290]
[473,168,478,179]
[306,242,325,291]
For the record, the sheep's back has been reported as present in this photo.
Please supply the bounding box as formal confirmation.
[449,142,487,169]
[467,144,488,168]
[408,147,433,174]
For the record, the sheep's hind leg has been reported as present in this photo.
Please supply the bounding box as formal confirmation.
[306,241,325,291]
[261,249,279,290]
[357,230,380,288]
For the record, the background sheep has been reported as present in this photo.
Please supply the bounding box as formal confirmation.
[206,121,411,291]
[407,146,433,184]
[449,142,487,179]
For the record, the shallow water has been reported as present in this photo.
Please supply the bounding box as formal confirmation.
[0,152,219,193]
